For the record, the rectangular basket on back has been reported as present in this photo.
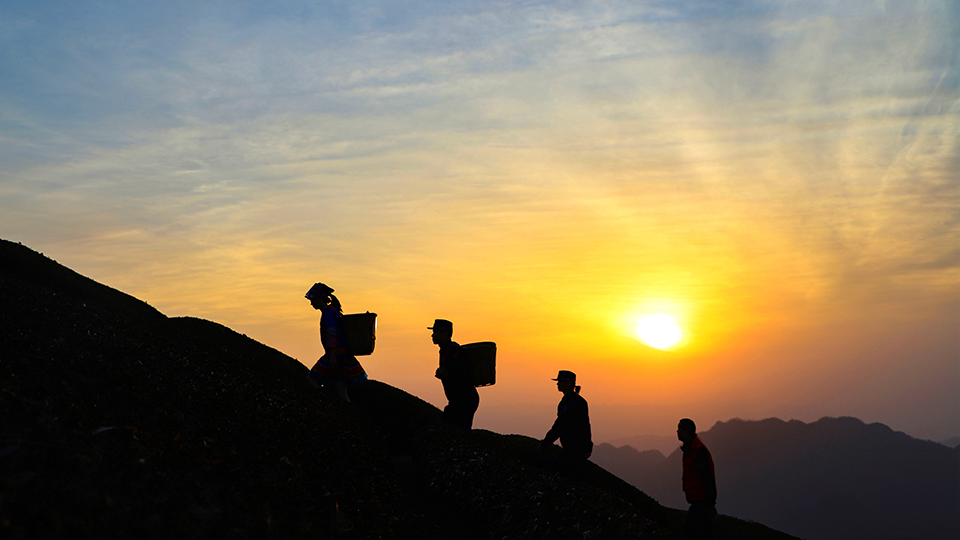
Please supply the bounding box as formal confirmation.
[341,312,377,356]
[461,341,496,387]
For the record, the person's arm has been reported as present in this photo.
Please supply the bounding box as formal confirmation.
[320,311,339,366]
[540,407,564,450]
[540,426,559,450]
[321,328,338,352]
[696,447,717,505]
[436,346,453,380]
[576,399,593,458]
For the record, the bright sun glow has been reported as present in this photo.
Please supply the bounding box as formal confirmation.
[636,314,682,350]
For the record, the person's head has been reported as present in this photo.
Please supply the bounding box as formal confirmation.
[305,282,342,312]
[552,370,576,393]
[429,319,453,344]
[677,418,697,444]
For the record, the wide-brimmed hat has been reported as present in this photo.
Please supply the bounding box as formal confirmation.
[305,282,334,300]
[428,319,453,332]
[551,370,576,383]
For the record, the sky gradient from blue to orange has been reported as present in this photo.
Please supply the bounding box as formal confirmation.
[2,0,958,443]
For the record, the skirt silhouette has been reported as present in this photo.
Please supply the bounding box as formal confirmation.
[308,354,367,386]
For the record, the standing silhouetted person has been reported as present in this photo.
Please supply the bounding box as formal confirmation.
[678,418,717,540]
[539,370,593,480]
[305,282,367,402]
[430,319,479,430]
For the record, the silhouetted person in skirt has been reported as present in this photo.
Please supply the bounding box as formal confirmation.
[430,319,479,430]
[305,282,367,402]
[678,418,717,540]
[539,370,593,480]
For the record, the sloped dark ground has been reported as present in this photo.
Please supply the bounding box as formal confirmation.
[0,244,404,539]
[348,377,796,540]
[1,240,797,539]
[349,382,669,540]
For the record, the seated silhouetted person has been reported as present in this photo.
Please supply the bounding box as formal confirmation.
[430,319,479,431]
[677,418,717,540]
[539,370,593,480]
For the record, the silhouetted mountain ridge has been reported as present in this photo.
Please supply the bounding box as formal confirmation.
[605,433,678,455]
[0,239,797,539]
[593,416,960,540]
[591,443,666,490]
[940,435,960,448]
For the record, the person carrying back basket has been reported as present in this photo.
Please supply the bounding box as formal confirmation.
[429,319,480,431]
[305,282,367,402]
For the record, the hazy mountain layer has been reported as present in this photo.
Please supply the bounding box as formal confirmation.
[593,417,960,540]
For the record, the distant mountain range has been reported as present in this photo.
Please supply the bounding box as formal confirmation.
[592,417,960,540]
[605,433,678,456]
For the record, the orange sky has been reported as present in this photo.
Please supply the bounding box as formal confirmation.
[2,0,957,443]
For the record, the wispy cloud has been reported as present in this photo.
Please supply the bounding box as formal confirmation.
[1,0,957,438]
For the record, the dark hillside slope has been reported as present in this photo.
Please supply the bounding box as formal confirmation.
[1,242,404,539]
[1,240,797,539]
[0,240,164,323]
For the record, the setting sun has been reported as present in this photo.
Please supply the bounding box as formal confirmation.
[636,314,682,350]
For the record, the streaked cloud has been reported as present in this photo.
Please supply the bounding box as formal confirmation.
[1,0,957,440]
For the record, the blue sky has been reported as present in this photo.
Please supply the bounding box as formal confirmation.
[1,0,958,441]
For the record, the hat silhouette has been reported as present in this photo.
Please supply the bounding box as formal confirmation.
[551,370,576,383]
[428,319,453,332]
[305,282,334,300]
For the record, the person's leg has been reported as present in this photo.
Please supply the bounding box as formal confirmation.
[549,449,586,480]
[451,402,471,431]
[463,393,479,430]
[549,449,568,474]
[443,395,475,430]
[331,380,351,403]
[570,453,587,481]
[683,502,715,540]
[441,402,454,425]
